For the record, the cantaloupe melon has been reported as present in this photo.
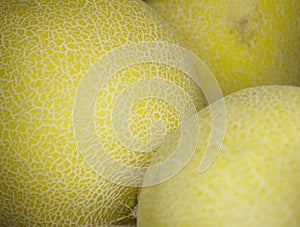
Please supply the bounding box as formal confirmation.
[137,85,300,227]
[146,0,300,95]
[0,0,209,225]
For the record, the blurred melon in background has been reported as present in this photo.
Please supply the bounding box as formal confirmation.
[146,0,300,95]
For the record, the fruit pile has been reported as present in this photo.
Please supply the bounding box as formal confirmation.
[0,0,299,226]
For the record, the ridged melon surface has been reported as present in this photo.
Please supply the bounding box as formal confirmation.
[147,0,300,95]
[137,85,300,227]
[0,0,204,225]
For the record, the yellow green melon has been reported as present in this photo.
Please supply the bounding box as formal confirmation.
[0,0,205,225]
[147,0,300,95]
[137,85,300,227]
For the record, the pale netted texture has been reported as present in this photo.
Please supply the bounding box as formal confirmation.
[0,0,204,225]
[137,85,300,227]
[147,0,300,95]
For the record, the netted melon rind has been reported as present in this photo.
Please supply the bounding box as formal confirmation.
[0,0,206,225]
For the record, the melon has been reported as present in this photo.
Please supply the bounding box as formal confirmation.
[146,0,300,95]
[0,0,207,225]
[137,85,300,227]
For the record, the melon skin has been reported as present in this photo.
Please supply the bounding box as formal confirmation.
[0,0,204,225]
[147,0,300,95]
[137,85,300,227]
